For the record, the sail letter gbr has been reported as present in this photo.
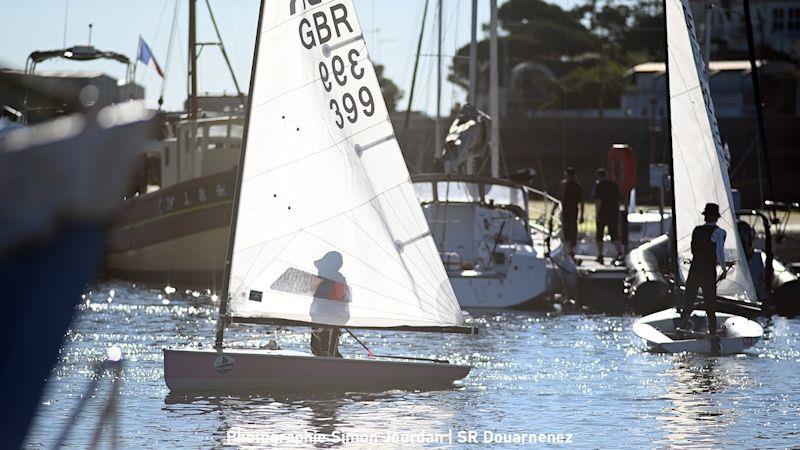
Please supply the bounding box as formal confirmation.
[297,2,354,50]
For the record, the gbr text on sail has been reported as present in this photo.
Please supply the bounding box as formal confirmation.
[293,1,377,130]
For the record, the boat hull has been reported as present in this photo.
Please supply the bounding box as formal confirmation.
[164,348,471,393]
[632,308,763,355]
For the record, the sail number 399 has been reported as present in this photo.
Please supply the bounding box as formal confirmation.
[319,49,375,129]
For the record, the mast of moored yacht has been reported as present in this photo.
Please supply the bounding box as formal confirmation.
[434,0,443,169]
[188,0,198,120]
[742,0,777,223]
[488,0,500,178]
[465,0,478,175]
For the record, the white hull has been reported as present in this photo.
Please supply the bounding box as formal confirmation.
[450,254,548,308]
[164,348,471,393]
[633,308,763,355]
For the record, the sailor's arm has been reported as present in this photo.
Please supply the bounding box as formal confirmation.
[715,228,727,275]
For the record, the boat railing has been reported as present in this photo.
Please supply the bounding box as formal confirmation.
[524,186,562,236]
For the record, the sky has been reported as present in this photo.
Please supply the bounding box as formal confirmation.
[1,0,581,116]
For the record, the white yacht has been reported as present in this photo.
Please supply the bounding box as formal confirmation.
[412,174,555,308]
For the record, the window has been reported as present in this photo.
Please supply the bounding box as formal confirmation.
[436,181,480,203]
[772,8,784,32]
[484,184,526,211]
[413,182,434,203]
[789,8,800,32]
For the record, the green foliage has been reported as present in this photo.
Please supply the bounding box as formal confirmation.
[375,64,403,113]
[450,0,665,113]
[544,59,627,110]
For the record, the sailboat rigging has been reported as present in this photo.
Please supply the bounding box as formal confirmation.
[633,0,763,354]
[165,0,473,393]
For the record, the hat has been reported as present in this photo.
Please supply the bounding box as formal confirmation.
[700,203,721,219]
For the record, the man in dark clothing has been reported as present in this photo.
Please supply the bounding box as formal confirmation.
[558,167,584,259]
[592,168,623,264]
[679,203,727,354]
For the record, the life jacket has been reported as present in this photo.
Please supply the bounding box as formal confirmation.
[691,224,718,268]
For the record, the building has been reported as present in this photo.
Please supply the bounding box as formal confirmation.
[621,59,799,118]
[701,0,800,60]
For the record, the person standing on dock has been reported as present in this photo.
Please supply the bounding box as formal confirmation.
[678,203,726,353]
[558,167,583,260]
[592,168,623,264]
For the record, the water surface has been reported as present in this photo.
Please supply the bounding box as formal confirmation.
[26,281,800,448]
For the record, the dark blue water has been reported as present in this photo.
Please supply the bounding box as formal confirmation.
[25,281,800,448]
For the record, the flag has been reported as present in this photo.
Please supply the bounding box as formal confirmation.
[137,37,164,78]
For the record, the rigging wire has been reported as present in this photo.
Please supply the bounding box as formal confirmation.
[160,0,182,108]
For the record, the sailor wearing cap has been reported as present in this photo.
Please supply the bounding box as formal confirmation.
[677,203,726,353]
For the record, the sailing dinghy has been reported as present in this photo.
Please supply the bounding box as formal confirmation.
[633,0,763,354]
[633,308,762,355]
[164,0,473,393]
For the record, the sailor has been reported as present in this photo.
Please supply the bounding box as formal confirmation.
[310,327,342,358]
[558,166,584,260]
[592,168,623,264]
[310,254,348,358]
[678,203,726,352]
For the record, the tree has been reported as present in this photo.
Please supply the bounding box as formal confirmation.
[375,64,403,113]
[447,0,666,114]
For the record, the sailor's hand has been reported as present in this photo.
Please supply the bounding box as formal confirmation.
[718,269,727,280]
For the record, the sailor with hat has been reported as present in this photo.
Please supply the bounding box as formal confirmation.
[677,203,726,352]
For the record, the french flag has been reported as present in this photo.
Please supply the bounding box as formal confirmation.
[137,37,164,78]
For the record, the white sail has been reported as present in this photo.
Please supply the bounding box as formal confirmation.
[666,0,757,302]
[226,0,464,328]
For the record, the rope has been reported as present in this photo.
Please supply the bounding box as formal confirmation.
[344,328,450,364]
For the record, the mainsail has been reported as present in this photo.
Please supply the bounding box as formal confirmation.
[225,0,464,328]
[666,0,757,302]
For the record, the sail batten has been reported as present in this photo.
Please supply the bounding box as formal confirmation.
[226,0,464,329]
[666,0,757,303]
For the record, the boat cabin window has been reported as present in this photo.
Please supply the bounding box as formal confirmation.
[414,182,435,203]
[484,184,526,211]
[436,181,480,203]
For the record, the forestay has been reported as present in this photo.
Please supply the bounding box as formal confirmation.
[226,0,464,328]
[666,0,757,302]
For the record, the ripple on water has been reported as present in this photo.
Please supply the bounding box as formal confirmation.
[23,281,800,448]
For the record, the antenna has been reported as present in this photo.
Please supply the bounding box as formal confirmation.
[62,0,69,47]
[88,23,93,45]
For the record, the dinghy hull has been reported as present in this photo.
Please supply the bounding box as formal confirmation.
[632,308,763,355]
[164,348,471,393]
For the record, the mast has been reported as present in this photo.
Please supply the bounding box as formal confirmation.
[188,0,198,120]
[213,0,267,349]
[742,0,777,221]
[488,0,500,178]
[703,0,711,70]
[663,0,681,291]
[204,0,244,97]
[402,0,430,153]
[468,0,477,104]
[466,0,478,175]
[434,0,443,169]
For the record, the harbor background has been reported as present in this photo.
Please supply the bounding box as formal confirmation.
[25,281,800,448]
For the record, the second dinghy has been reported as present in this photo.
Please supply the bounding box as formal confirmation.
[633,308,762,355]
[632,0,766,353]
[164,0,474,394]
